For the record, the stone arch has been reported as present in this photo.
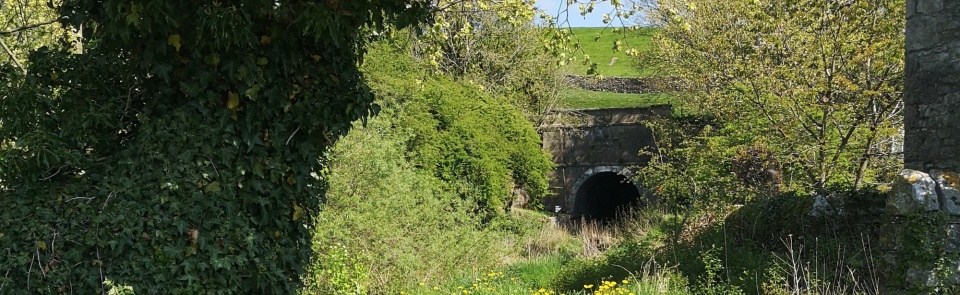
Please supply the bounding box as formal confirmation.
[567,166,644,220]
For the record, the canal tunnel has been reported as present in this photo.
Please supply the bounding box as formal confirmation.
[572,172,643,221]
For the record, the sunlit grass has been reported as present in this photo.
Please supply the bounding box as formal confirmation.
[563,27,657,77]
[402,270,690,295]
[557,89,671,110]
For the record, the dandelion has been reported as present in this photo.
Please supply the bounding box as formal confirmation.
[584,284,594,289]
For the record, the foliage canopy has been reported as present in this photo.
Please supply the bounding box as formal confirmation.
[0,0,430,293]
[636,0,905,200]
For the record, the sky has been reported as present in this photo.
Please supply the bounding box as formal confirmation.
[535,0,639,28]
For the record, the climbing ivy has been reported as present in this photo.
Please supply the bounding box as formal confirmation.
[0,1,429,294]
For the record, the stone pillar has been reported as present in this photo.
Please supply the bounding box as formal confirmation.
[885,0,960,291]
[903,0,960,171]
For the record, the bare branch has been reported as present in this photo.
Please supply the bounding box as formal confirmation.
[0,38,24,73]
[0,19,58,36]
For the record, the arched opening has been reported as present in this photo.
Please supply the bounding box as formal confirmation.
[573,172,643,221]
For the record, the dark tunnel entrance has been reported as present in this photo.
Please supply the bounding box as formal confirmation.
[573,172,643,221]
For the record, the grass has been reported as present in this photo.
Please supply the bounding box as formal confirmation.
[563,27,657,77]
[400,260,691,295]
[557,27,668,110]
[557,89,671,110]
[398,209,695,295]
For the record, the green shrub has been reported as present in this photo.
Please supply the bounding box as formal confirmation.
[300,241,367,295]
[366,42,555,220]
[301,42,555,294]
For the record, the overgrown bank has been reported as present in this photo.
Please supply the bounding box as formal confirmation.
[301,41,555,294]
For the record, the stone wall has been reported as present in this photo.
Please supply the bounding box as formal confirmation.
[903,0,960,172]
[540,105,669,212]
[884,169,960,290]
[885,1,960,290]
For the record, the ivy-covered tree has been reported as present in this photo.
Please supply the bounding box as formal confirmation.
[0,0,429,293]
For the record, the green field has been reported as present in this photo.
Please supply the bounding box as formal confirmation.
[558,27,670,110]
[564,27,656,77]
[558,89,671,110]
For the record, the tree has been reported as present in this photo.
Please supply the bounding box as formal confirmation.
[410,0,650,122]
[637,0,905,193]
[411,0,566,124]
[0,0,67,70]
[0,0,429,293]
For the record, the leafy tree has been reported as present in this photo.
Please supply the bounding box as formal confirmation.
[0,0,67,69]
[636,0,904,194]
[410,0,652,122]
[0,0,429,293]
[412,0,566,124]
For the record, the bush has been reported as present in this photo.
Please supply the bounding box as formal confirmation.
[301,42,555,294]
[368,41,555,220]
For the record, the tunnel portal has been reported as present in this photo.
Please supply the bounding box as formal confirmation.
[573,172,643,221]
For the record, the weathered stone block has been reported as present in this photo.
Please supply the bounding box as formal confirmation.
[932,170,960,215]
[906,265,938,288]
[887,169,940,216]
[947,223,960,252]
[917,0,943,14]
[881,221,905,252]
[808,194,835,217]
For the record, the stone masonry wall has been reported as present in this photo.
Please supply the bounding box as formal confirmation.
[540,106,670,211]
[903,0,960,172]
[885,0,960,291]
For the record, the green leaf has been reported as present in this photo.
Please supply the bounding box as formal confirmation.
[203,181,222,193]
[168,34,182,52]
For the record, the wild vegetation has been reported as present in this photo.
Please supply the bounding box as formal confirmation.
[637,0,905,194]
[0,0,430,293]
[0,0,68,67]
[302,42,555,294]
[0,0,917,294]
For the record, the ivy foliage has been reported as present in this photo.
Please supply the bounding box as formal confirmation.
[0,0,429,293]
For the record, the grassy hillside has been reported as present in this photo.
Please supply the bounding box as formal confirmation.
[557,27,670,110]
[558,89,671,109]
[564,27,656,77]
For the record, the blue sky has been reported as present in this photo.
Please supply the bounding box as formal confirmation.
[535,0,638,28]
